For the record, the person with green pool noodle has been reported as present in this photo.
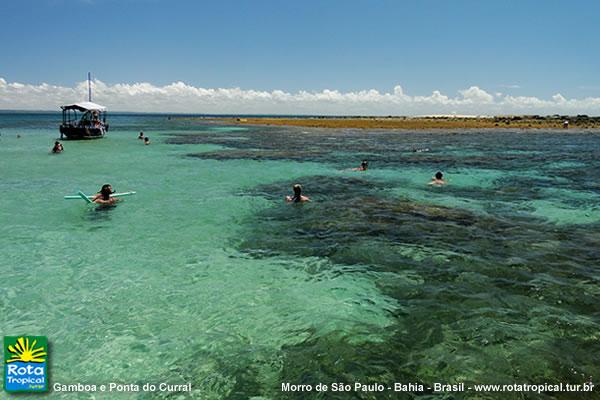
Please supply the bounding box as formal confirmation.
[91,184,120,205]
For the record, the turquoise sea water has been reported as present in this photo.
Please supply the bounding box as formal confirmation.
[0,113,599,399]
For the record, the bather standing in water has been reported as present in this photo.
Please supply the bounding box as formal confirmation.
[286,184,311,203]
[51,141,64,153]
[429,171,447,186]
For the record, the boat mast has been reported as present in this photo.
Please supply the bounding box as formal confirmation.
[88,72,92,102]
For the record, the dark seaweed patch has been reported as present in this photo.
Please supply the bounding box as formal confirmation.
[237,174,599,322]
[168,126,600,174]
[168,126,600,395]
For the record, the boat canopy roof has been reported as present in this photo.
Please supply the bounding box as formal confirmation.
[61,101,106,112]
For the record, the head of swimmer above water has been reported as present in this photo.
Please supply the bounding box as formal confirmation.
[292,184,302,202]
[99,184,114,200]
[435,171,443,180]
[361,160,368,170]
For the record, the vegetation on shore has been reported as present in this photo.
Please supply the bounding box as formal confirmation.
[180,115,600,130]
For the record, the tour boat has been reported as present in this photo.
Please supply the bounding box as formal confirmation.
[59,73,109,140]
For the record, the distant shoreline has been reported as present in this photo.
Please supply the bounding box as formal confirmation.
[182,116,600,130]
[2,111,600,130]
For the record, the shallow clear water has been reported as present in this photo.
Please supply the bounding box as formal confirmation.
[1,113,599,399]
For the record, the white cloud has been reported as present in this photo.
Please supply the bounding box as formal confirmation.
[459,86,494,104]
[0,77,599,115]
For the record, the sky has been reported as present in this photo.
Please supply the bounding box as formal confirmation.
[1,0,600,115]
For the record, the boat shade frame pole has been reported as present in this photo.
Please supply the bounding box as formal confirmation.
[88,72,92,102]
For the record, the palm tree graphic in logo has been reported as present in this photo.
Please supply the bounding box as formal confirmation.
[6,337,47,363]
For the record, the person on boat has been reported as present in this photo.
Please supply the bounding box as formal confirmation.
[51,141,64,153]
[352,160,369,171]
[429,171,447,185]
[286,184,310,203]
[144,137,150,145]
[138,132,144,140]
[79,112,91,128]
[92,184,119,205]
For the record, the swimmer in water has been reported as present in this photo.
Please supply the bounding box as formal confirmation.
[51,141,64,153]
[144,137,150,145]
[91,184,119,205]
[429,171,447,186]
[352,160,369,171]
[285,184,311,203]
[138,131,144,140]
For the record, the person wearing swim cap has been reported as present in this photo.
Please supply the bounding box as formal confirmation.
[286,184,311,203]
[91,184,119,205]
[429,171,447,185]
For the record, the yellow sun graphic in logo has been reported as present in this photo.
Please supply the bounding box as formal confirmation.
[7,337,47,363]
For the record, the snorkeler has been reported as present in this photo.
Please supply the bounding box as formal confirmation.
[429,171,447,185]
[51,141,64,153]
[144,137,150,145]
[286,184,311,203]
[352,160,369,171]
[91,184,119,205]
[138,131,144,140]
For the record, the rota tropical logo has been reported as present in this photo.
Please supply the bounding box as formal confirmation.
[4,336,48,392]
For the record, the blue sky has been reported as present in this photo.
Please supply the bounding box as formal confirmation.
[1,0,600,114]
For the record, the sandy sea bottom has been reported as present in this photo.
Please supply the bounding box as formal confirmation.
[0,113,599,399]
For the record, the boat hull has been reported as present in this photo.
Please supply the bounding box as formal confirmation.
[59,125,109,140]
